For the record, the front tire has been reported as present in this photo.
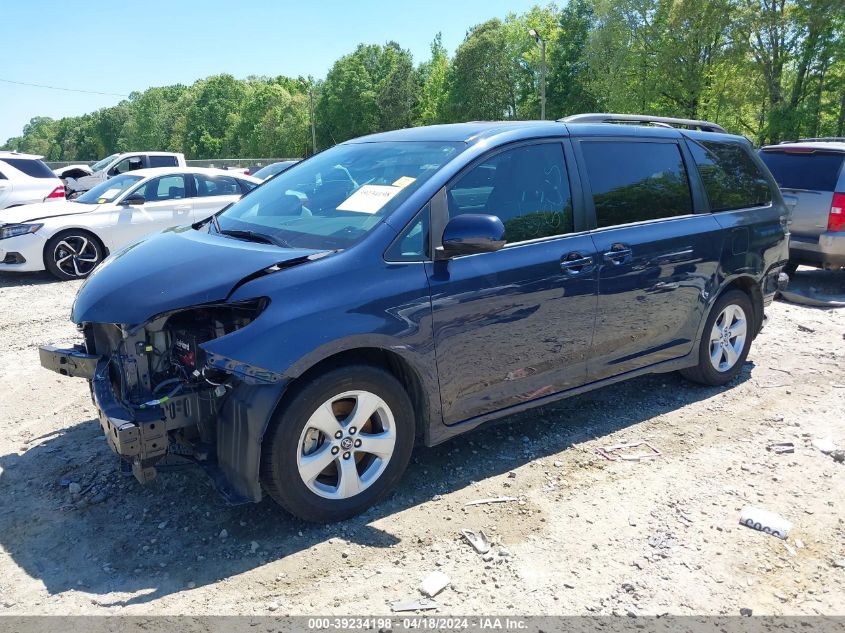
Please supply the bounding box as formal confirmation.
[260,364,415,522]
[44,230,104,280]
[681,289,753,386]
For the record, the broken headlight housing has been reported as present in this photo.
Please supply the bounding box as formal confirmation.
[86,297,270,406]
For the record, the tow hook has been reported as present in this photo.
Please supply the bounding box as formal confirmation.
[777,272,789,291]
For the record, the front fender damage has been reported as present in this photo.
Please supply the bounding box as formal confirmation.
[41,297,293,504]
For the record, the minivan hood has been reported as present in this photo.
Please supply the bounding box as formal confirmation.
[72,226,321,325]
[0,201,88,224]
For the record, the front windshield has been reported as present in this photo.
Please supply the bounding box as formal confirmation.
[90,153,119,172]
[217,141,462,250]
[75,174,143,205]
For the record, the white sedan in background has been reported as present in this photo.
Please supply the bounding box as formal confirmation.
[0,167,260,280]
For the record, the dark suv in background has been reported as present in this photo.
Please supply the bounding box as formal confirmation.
[41,113,790,522]
[759,139,845,272]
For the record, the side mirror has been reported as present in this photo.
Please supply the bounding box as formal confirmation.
[123,194,145,206]
[438,214,506,259]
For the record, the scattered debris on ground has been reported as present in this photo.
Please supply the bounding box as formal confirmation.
[390,598,439,612]
[739,507,792,540]
[464,496,518,506]
[596,441,661,462]
[766,442,795,454]
[419,571,450,598]
[461,529,491,554]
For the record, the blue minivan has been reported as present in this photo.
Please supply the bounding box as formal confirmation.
[41,114,790,522]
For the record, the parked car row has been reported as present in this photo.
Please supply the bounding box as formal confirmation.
[39,114,791,522]
[1,167,258,278]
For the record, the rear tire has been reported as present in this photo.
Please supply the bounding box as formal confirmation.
[44,229,105,280]
[260,364,415,522]
[680,289,753,387]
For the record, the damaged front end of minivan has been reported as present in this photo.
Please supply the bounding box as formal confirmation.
[37,226,332,503]
[40,297,287,502]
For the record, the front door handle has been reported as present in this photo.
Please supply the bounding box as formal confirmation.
[560,252,594,275]
[603,243,633,265]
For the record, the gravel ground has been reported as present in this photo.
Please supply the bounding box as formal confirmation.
[0,268,843,616]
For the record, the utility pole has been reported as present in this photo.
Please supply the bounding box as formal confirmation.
[528,29,546,120]
[309,88,317,156]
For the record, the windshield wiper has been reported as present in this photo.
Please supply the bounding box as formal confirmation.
[219,228,290,247]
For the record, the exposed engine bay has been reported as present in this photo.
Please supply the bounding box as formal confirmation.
[79,299,268,485]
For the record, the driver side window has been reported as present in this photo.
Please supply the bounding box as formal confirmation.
[447,143,573,243]
[132,175,187,203]
[112,156,143,175]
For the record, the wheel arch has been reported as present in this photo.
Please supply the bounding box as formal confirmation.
[42,227,109,271]
[279,346,431,441]
[718,275,764,337]
[215,343,436,504]
[686,274,763,370]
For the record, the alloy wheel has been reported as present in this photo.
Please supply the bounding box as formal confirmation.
[708,304,747,372]
[295,390,396,500]
[53,235,100,278]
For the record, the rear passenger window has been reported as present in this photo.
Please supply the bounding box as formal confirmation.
[689,140,772,211]
[3,158,56,179]
[581,141,692,227]
[447,143,573,243]
[148,155,178,168]
[194,174,241,197]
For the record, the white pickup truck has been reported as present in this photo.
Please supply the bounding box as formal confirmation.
[55,152,187,197]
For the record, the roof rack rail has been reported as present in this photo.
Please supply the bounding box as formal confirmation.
[560,113,727,133]
[779,137,845,144]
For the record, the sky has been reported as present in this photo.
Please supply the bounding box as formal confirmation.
[1,0,544,144]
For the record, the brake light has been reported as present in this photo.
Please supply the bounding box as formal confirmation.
[829,192,845,232]
[44,186,65,201]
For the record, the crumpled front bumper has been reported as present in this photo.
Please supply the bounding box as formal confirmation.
[39,346,168,483]
[39,341,280,503]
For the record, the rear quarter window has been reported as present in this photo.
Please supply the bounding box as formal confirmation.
[148,155,178,168]
[689,140,772,211]
[759,151,844,192]
[2,157,56,179]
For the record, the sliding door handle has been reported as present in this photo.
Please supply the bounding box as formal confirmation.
[560,253,594,275]
[603,244,633,265]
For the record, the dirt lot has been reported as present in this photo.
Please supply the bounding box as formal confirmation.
[0,269,843,616]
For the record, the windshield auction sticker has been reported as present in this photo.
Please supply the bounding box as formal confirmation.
[337,185,401,213]
[97,188,122,203]
[392,176,417,188]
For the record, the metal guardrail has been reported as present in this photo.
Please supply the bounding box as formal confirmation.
[45,158,300,170]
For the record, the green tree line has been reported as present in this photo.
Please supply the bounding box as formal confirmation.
[4,0,844,160]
